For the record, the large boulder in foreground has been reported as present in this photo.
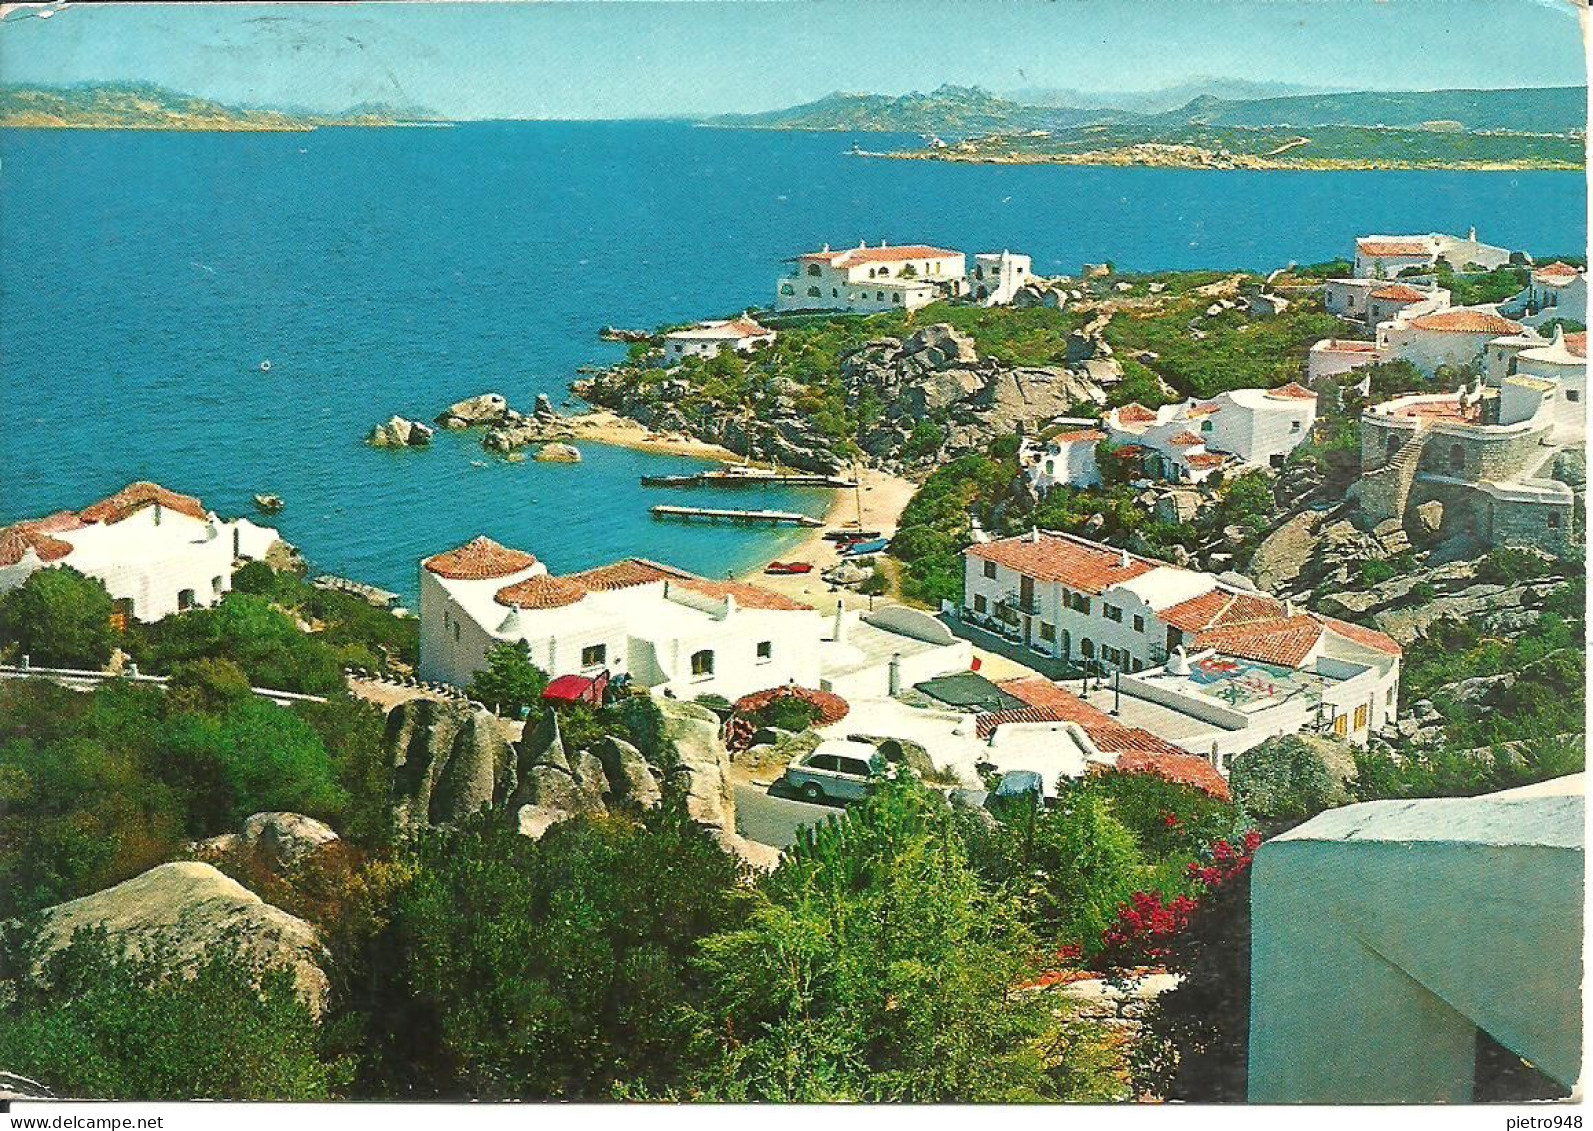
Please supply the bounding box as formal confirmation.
[651,698,736,832]
[436,393,511,429]
[36,862,329,1016]
[387,698,517,829]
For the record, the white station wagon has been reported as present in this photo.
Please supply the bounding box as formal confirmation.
[779,739,885,803]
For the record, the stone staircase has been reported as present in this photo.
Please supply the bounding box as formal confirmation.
[1358,430,1430,526]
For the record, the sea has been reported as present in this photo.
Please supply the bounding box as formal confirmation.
[1,121,1584,603]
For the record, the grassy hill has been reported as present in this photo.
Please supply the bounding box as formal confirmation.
[0,83,440,131]
[706,84,1127,134]
[1150,86,1588,133]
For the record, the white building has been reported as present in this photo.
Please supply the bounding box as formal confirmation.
[1377,307,1526,376]
[776,242,966,313]
[1353,229,1512,279]
[1323,278,1378,321]
[419,541,831,701]
[0,481,282,625]
[1501,261,1588,329]
[1512,327,1586,444]
[959,530,1402,751]
[1308,338,1383,381]
[966,251,1032,306]
[661,316,775,363]
[1026,427,1106,493]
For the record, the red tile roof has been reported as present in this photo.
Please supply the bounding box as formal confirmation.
[1193,615,1325,668]
[672,577,812,611]
[1108,749,1231,800]
[734,685,849,726]
[1357,238,1433,257]
[1184,453,1228,469]
[975,704,1092,740]
[967,532,1156,593]
[0,517,78,567]
[1321,339,1379,353]
[1535,261,1581,279]
[1160,589,1284,634]
[1368,284,1429,302]
[1566,333,1587,359]
[423,536,539,580]
[78,482,208,526]
[1168,431,1204,446]
[564,558,691,591]
[1317,615,1402,658]
[1115,403,1158,424]
[1049,429,1107,444]
[837,244,960,266]
[998,677,1110,717]
[1407,310,1523,335]
[493,574,588,610]
[1087,724,1193,759]
[1265,381,1318,401]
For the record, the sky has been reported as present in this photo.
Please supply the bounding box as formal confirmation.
[0,0,1586,119]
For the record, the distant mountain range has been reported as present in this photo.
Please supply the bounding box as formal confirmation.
[707,83,1589,136]
[1006,77,1346,114]
[0,83,442,131]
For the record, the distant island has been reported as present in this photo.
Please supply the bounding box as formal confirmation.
[0,82,445,132]
[705,83,1587,171]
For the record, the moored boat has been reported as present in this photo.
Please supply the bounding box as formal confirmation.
[841,537,889,557]
[764,561,814,575]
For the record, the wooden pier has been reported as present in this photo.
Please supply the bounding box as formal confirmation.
[650,504,823,528]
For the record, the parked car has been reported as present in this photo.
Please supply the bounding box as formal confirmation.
[778,739,887,803]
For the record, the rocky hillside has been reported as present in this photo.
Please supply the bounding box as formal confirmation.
[574,321,1113,475]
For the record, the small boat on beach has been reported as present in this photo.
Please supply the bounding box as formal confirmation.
[840,537,889,558]
[253,493,284,514]
[823,529,881,543]
[764,561,814,576]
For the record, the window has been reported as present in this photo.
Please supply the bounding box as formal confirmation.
[807,286,821,298]
[1202,420,1214,432]
[837,757,872,777]
[1103,603,1123,623]
[1568,389,1581,402]
[1291,420,1303,432]
[690,649,715,678]
[756,640,773,662]
[808,754,837,771]
[1133,615,1145,633]
[1038,621,1055,642]
[983,560,997,580]
[581,643,606,668]
[780,283,795,296]
[876,291,885,301]
[673,344,684,354]
[1353,704,1369,730]
[453,622,461,643]
[1449,443,1466,473]
[892,293,901,304]
[211,575,224,596]
[832,288,839,298]
[1386,433,1401,459]
[177,588,196,611]
[1081,638,1095,658]
[1548,512,1561,529]
[807,263,821,277]
[1333,713,1348,737]
[973,594,987,614]
[1387,687,1395,706]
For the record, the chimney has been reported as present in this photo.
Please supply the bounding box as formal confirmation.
[888,652,901,697]
[1284,598,1296,618]
[833,599,847,644]
[1119,546,1131,568]
[1029,526,1040,544]
[1210,741,1222,770]
[722,593,737,620]
[1554,323,1566,346]
[1168,645,1190,676]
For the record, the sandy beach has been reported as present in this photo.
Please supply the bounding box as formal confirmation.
[539,408,746,462]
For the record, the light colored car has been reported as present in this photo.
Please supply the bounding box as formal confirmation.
[779,739,885,803]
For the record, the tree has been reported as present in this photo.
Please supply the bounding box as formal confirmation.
[683,780,1120,1102]
[467,640,548,717]
[332,803,746,1100]
[0,925,344,1100]
[0,567,115,669]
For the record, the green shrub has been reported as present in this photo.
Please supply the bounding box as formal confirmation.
[0,567,116,669]
[466,640,548,717]
[1228,736,1347,820]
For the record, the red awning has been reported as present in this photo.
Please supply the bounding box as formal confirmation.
[542,674,597,704]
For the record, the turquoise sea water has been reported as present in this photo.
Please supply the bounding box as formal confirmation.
[1,122,1584,602]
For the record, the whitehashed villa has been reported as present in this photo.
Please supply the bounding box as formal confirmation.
[0,481,283,625]
[1351,229,1513,280]
[418,536,971,702]
[959,529,1402,759]
[661,316,776,363]
[1023,383,1319,492]
[777,242,968,313]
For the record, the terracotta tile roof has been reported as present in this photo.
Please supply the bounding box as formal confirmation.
[1160,589,1284,634]
[1357,238,1433,257]
[1049,428,1106,444]
[1115,402,1157,424]
[1167,431,1204,446]
[1107,749,1231,800]
[997,678,1115,723]
[423,536,539,580]
[1535,261,1581,279]
[1185,402,1220,417]
[1407,310,1523,335]
[836,244,960,266]
[564,558,692,591]
[1316,615,1402,658]
[967,532,1156,594]
[975,704,1088,739]
[668,317,773,340]
[672,577,812,611]
[493,574,588,610]
[1194,615,1325,668]
[1184,453,1228,469]
[0,518,77,567]
[78,482,208,526]
[1321,339,1379,352]
[1368,284,1429,302]
[1265,382,1318,401]
[1566,333,1587,359]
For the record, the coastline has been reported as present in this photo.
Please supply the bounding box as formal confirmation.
[860,149,1585,173]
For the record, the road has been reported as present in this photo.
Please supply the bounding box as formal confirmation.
[733,782,841,850]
